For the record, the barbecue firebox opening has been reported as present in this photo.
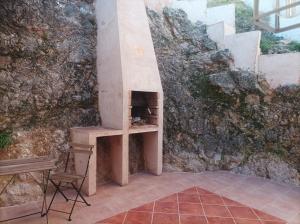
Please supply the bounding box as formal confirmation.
[129,91,158,127]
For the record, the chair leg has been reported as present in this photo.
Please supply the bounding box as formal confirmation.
[68,180,88,221]
[46,181,62,214]
[50,179,69,202]
[0,175,15,196]
[71,182,91,206]
[68,187,80,221]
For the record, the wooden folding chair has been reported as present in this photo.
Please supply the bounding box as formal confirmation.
[46,142,94,221]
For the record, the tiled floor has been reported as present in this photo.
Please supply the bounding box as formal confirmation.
[3,171,300,224]
[97,186,287,224]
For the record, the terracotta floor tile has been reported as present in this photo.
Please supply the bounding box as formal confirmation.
[228,206,258,219]
[154,201,178,213]
[201,194,224,205]
[130,202,154,212]
[98,212,126,224]
[253,209,285,222]
[156,193,178,203]
[260,221,286,224]
[197,187,215,195]
[207,217,235,224]
[178,193,201,203]
[180,187,199,195]
[123,211,152,224]
[222,197,246,207]
[179,202,204,215]
[180,215,207,224]
[235,218,262,224]
[152,213,179,224]
[203,205,231,218]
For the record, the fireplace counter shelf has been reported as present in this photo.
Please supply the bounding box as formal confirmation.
[70,126,123,137]
[129,124,158,134]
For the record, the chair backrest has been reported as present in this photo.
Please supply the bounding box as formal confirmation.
[65,142,94,177]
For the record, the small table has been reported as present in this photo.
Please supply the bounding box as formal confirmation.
[0,156,56,223]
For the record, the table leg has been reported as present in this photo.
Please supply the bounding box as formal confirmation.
[41,170,51,224]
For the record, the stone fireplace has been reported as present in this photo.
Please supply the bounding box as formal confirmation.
[71,0,163,196]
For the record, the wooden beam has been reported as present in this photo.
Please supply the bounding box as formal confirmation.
[277,22,300,33]
[253,21,276,33]
[275,15,280,31]
[254,1,300,20]
[253,0,259,21]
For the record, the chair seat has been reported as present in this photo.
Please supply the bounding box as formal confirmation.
[51,173,85,183]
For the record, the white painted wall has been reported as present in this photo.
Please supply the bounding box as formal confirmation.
[205,4,236,32]
[258,53,300,88]
[207,22,225,48]
[145,0,207,23]
[224,31,261,72]
[207,21,236,48]
[144,0,173,11]
[224,23,236,35]
[171,0,207,23]
[145,0,236,32]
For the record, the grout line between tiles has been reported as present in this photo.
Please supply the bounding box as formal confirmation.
[221,195,237,224]
[196,186,209,224]
[176,191,181,224]
[121,211,128,224]
[251,207,265,224]
[150,200,155,224]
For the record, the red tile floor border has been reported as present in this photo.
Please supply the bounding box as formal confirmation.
[96,186,286,224]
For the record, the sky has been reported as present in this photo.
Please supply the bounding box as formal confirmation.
[243,0,300,41]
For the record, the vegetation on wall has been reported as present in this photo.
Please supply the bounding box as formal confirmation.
[0,131,12,150]
[208,0,300,54]
[189,72,234,106]
[288,41,300,51]
[208,0,242,7]
[260,33,283,54]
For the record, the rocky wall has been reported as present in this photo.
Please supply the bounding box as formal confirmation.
[147,8,300,186]
[0,0,99,206]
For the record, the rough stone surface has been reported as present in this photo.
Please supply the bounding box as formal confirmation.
[97,138,112,185]
[0,0,98,207]
[147,8,300,186]
[233,153,300,185]
[129,134,145,175]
